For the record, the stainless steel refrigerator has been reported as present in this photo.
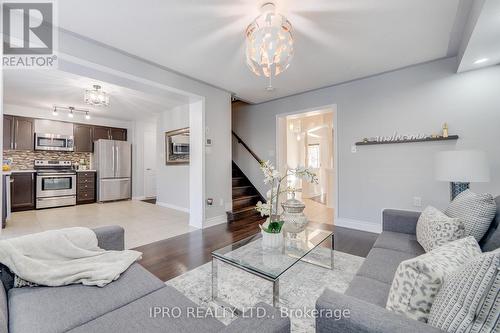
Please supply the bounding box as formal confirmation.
[93,139,132,202]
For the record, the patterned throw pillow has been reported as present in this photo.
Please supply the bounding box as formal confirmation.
[428,249,499,333]
[416,206,465,252]
[445,190,497,241]
[386,237,481,323]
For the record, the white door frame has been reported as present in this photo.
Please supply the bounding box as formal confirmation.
[275,104,339,219]
[143,130,157,199]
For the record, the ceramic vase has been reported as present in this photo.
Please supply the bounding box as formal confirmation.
[261,229,283,249]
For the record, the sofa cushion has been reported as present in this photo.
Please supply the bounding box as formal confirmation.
[428,250,499,333]
[67,285,225,333]
[480,196,500,251]
[8,263,165,333]
[416,206,464,252]
[385,237,482,323]
[373,231,425,255]
[345,276,391,307]
[356,248,417,284]
[0,281,8,333]
[445,190,496,241]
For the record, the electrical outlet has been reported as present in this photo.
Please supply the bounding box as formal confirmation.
[351,145,357,153]
[219,198,224,206]
[413,196,422,207]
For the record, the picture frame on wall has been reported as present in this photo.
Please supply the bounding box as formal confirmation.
[165,127,190,165]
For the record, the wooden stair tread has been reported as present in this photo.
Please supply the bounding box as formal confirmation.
[232,194,260,201]
[232,185,253,190]
[233,205,258,213]
[229,162,263,223]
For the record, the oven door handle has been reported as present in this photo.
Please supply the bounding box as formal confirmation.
[37,173,76,178]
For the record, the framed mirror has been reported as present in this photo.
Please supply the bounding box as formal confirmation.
[165,127,190,165]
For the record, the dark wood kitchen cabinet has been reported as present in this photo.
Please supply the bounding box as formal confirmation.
[13,117,34,150]
[11,172,35,212]
[92,126,127,142]
[93,126,111,140]
[110,128,127,141]
[77,172,96,204]
[3,115,34,151]
[73,124,94,152]
[3,115,14,150]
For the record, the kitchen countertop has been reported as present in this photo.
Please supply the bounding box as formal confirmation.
[3,169,36,175]
[3,169,96,175]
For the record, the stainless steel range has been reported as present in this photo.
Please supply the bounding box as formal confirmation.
[34,160,76,209]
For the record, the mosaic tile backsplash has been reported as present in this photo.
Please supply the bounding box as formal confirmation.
[3,150,91,170]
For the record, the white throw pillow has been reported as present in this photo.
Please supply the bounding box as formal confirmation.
[428,249,500,333]
[416,206,465,252]
[445,190,497,241]
[386,237,481,323]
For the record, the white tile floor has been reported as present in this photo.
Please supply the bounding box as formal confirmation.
[0,200,196,249]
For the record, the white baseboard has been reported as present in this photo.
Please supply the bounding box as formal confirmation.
[204,214,228,228]
[156,201,190,213]
[132,196,146,201]
[335,217,382,234]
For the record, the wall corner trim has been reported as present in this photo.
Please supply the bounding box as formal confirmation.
[335,217,382,234]
[156,201,190,213]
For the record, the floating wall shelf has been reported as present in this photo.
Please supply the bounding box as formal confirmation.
[355,135,459,146]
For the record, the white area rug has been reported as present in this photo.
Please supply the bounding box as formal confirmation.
[166,249,364,332]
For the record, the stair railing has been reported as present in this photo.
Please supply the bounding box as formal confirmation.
[232,131,263,165]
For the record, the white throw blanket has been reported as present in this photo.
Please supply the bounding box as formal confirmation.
[0,227,142,287]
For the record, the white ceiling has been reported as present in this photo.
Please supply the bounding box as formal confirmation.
[3,69,190,121]
[457,0,500,72]
[57,0,472,103]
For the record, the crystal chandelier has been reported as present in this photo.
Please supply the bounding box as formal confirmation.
[245,2,294,91]
[84,84,110,107]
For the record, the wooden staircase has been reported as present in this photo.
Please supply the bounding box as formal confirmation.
[227,162,264,223]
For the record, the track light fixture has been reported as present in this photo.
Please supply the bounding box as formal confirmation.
[52,106,92,121]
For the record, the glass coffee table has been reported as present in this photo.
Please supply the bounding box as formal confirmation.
[211,227,334,312]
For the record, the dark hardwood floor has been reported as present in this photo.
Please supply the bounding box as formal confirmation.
[134,216,378,282]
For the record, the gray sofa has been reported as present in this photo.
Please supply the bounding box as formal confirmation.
[0,226,290,333]
[316,196,500,333]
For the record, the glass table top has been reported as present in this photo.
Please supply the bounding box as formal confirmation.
[212,227,333,280]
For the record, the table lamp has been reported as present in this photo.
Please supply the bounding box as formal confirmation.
[435,150,490,200]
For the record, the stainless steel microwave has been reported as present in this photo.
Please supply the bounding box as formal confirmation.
[35,133,74,151]
[172,143,189,155]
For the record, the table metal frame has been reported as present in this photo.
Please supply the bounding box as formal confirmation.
[211,233,334,313]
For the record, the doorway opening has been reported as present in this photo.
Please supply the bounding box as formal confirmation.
[276,106,337,225]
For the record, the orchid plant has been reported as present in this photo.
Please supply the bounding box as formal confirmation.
[256,161,318,234]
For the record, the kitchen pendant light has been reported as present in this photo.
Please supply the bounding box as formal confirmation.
[245,2,294,91]
[84,84,110,107]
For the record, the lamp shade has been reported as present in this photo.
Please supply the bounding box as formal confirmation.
[435,150,490,182]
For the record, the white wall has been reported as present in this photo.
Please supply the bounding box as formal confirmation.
[131,118,157,199]
[233,58,500,232]
[156,105,190,212]
[57,29,232,225]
